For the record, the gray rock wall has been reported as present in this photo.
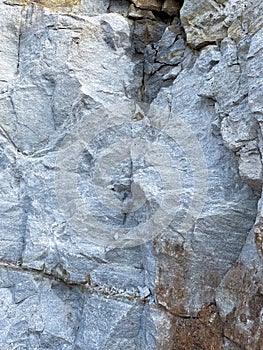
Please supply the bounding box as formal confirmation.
[0,0,262,349]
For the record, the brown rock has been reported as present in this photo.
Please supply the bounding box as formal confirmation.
[162,0,181,16]
[154,234,190,316]
[130,0,163,11]
[180,0,227,48]
[128,3,155,19]
[255,217,263,257]
[218,262,263,350]
[171,303,224,350]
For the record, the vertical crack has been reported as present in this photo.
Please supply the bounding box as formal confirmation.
[129,0,185,103]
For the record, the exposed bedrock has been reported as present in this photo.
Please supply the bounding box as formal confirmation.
[0,0,262,349]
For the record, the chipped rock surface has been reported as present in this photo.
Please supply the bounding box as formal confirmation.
[0,0,262,349]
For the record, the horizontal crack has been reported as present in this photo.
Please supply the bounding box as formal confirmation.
[0,262,151,304]
[157,301,198,319]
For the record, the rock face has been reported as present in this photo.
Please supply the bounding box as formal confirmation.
[0,0,262,349]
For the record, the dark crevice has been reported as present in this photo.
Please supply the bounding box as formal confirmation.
[129,0,185,103]
[157,302,199,320]
[152,10,173,24]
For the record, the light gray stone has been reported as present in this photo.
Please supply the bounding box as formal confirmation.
[0,0,262,349]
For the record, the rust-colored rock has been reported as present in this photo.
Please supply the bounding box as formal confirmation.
[154,234,190,316]
[171,303,224,350]
[255,217,263,257]
[217,262,263,350]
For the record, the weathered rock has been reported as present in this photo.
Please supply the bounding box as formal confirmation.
[130,0,181,16]
[181,0,227,48]
[171,303,224,350]
[0,2,21,92]
[132,19,167,53]
[128,3,155,20]
[216,230,263,350]
[162,0,181,16]
[130,0,163,11]
[0,0,262,349]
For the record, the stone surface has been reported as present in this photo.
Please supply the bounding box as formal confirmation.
[181,0,227,48]
[130,0,163,11]
[0,0,262,349]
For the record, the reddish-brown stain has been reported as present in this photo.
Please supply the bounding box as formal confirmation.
[170,303,224,350]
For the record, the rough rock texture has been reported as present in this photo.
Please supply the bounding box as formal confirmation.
[0,0,262,349]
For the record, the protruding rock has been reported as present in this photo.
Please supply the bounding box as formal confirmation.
[162,0,181,16]
[128,3,155,19]
[130,0,163,11]
[181,0,227,48]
